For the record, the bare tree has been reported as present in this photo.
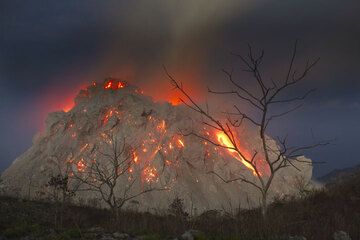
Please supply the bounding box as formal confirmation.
[47,174,77,203]
[72,132,166,218]
[46,153,81,204]
[165,40,330,218]
[45,154,82,228]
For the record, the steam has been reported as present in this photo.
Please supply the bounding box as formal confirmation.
[146,1,249,61]
[115,0,252,64]
[95,0,255,102]
[34,1,256,128]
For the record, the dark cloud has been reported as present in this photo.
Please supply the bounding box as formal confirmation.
[0,0,359,177]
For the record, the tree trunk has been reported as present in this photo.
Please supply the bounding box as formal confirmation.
[261,193,267,219]
[110,205,121,222]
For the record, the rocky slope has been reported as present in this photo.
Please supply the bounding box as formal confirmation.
[0,79,312,213]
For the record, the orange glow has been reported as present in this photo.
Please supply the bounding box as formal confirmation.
[35,75,271,184]
[63,101,75,112]
[76,159,86,172]
[118,81,126,89]
[80,143,89,152]
[30,79,89,131]
[169,96,182,106]
[157,120,166,131]
[134,88,144,94]
[143,166,158,183]
[216,132,257,175]
[177,139,185,148]
[139,67,206,106]
[133,152,139,163]
[103,78,127,90]
[102,108,121,125]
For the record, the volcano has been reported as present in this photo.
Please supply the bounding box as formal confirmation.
[0,79,312,213]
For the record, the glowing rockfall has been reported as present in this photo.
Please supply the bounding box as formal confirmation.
[0,79,312,213]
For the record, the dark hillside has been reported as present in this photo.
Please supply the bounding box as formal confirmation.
[1,170,359,239]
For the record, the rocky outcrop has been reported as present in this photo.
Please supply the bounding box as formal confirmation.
[0,80,312,213]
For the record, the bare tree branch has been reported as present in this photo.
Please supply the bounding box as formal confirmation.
[71,133,165,215]
[208,170,262,192]
[164,41,328,218]
[270,88,316,104]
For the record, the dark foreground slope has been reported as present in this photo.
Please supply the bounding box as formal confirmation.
[1,171,360,240]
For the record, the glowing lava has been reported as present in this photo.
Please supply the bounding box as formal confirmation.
[177,139,185,148]
[63,101,75,112]
[133,152,139,163]
[76,159,86,172]
[58,80,264,183]
[101,108,121,125]
[216,132,257,175]
[103,78,127,90]
[143,166,158,183]
[168,95,182,106]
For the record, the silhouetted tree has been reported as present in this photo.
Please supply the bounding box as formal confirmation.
[169,196,189,219]
[165,40,330,218]
[72,132,166,219]
[47,174,76,203]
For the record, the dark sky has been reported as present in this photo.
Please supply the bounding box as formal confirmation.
[0,0,359,177]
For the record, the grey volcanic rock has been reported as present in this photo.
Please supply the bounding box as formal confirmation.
[0,80,312,213]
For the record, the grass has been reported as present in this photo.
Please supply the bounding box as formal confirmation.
[1,172,360,239]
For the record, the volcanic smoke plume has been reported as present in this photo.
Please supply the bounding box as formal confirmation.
[0,80,312,213]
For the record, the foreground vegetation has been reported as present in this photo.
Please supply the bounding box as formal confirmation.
[1,172,360,240]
